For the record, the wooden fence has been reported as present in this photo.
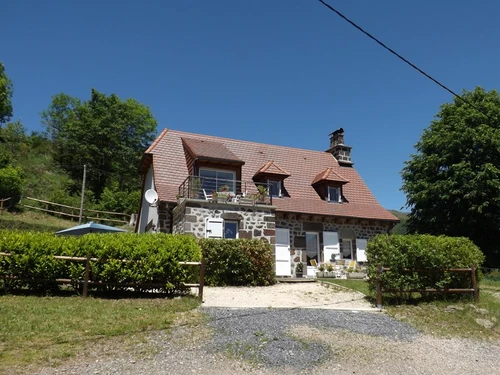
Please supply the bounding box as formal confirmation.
[375,264,479,309]
[20,196,131,225]
[0,197,13,212]
[0,252,206,300]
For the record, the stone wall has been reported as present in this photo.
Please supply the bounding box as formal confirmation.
[172,199,276,243]
[276,213,392,269]
[157,201,173,233]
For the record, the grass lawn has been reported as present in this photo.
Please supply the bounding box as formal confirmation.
[322,278,500,340]
[0,210,77,232]
[0,295,201,373]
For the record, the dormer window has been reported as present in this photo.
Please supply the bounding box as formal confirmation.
[328,186,341,203]
[253,161,291,199]
[312,167,349,203]
[268,180,282,198]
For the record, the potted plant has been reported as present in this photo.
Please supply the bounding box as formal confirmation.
[326,263,334,278]
[295,262,304,278]
[316,264,325,278]
[346,266,366,280]
[256,185,268,204]
[189,177,202,198]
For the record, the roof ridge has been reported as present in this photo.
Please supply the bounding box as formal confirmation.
[165,128,341,158]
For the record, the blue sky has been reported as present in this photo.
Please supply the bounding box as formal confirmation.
[3,0,500,211]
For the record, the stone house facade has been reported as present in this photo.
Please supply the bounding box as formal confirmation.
[136,128,398,277]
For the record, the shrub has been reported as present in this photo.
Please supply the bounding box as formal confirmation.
[199,239,275,286]
[0,231,201,294]
[366,234,485,299]
[0,165,22,199]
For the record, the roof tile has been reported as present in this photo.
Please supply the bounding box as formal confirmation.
[147,129,398,222]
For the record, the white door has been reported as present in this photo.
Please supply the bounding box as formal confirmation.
[205,218,223,238]
[323,232,340,261]
[275,228,291,276]
[356,239,368,262]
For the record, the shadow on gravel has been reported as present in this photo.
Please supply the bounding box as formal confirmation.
[204,307,419,371]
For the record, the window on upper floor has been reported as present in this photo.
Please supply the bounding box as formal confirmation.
[328,186,341,203]
[268,180,282,198]
[199,168,236,194]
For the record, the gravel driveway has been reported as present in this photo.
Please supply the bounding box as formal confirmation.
[34,283,500,375]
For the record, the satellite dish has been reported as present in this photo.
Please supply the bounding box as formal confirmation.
[145,189,158,205]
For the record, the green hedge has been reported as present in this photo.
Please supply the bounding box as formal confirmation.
[367,234,485,298]
[200,239,275,286]
[0,231,201,293]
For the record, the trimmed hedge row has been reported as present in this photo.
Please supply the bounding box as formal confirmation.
[199,238,275,286]
[367,234,485,297]
[0,231,201,293]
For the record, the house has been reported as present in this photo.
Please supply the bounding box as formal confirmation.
[136,128,399,276]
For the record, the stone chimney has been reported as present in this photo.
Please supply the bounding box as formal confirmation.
[326,128,353,166]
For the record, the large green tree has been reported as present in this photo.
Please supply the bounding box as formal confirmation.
[42,89,157,199]
[0,62,14,125]
[402,87,500,266]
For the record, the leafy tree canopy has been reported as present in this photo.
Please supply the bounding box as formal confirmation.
[0,62,14,125]
[42,89,157,199]
[402,87,500,266]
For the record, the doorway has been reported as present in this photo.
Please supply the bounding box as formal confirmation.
[306,232,320,265]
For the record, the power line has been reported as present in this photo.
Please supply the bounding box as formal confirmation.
[317,0,490,118]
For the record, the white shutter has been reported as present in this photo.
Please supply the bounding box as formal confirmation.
[275,228,291,276]
[356,239,368,262]
[205,218,223,238]
[323,231,340,261]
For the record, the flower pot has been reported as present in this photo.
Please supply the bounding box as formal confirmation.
[296,272,303,278]
[316,271,324,278]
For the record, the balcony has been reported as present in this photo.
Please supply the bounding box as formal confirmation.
[178,176,273,205]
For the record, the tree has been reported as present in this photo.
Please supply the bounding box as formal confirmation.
[0,62,14,125]
[401,87,500,266]
[42,89,157,199]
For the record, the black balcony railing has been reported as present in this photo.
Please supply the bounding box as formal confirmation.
[178,176,272,205]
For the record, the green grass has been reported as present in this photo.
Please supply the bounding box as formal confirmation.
[0,295,201,373]
[320,279,372,297]
[322,278,500,340]
[0,210,76,232]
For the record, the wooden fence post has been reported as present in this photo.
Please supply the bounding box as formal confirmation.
[471,265,479,303]
[198,258,206,301]
[82,253,91,298]
[376,263,383,310]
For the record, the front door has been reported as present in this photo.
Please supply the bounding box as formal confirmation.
[275,228,291,276]
[306,232,320,265]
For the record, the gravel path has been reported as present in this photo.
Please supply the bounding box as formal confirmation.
[201,282,375,310]
[32,283,500,374]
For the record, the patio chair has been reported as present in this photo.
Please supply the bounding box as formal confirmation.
[202,189,213,201]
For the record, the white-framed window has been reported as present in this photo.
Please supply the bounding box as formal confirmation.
[328,186,341,203]
[268,180,281,198]
[205,218,239,239]
[224,221,239,239]
[199,168,236,193]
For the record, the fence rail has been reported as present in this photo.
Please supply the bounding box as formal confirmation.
[0,197,13,212]
[375,264,479,309]
[20,196,131,225]
[0,252,206,300]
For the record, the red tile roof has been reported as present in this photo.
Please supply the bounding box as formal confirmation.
[254,161,291,178]
[144,129,398,222]
[312,167,349,185]
[181,137,243,164]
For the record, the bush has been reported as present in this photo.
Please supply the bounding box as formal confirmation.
[199,239,275,286]
[0,231,201,294]
[367,234,485,299]
[0,165,22,199]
